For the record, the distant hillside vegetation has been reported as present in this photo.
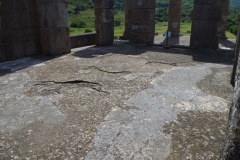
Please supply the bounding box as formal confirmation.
[231,0,240,4]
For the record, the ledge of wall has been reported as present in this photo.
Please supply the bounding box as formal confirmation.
[70,33,96,49]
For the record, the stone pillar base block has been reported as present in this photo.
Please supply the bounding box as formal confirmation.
[40,27,71,56]
[129,33,155,44]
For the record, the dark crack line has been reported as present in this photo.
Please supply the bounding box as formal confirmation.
[91,87,110,94]
[85,66,131,74]
[146,61,191,66]
[34,80,101,86]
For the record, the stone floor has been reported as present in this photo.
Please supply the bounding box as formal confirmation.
[0,37,235,159]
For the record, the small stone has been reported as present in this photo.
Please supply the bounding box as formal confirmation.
[178,144,183,148]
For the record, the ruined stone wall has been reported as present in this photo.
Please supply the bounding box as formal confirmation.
[1,0,42,60]
[129,0,156,44]
[190,0,222,49]
[223,22,240,159]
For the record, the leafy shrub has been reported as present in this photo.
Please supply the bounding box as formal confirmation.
[230,25,239,35]
[85,29,93,33]
[114,20,121,26]
[70,20,87,28]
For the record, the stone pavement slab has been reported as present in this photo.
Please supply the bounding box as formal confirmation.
[0,42,234,159]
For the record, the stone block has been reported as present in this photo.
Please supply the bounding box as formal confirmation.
[0,44,7,62]
[194,0,220,5]
[169,0,182,5]
[168,5,181,21]
[131,21,155,33]
[192,5,222,20]
[37,0,68,28]
[40,28,71,55]
[129,9,155,21]
[95,9,114,24]
[70,33,96,49]
[131,0,155,9]
[5,41,38,60]
[95,22,114,46]
[129,32,155,44]
[1,27,40,42]
[190,32,219,49]
[168,21,180,32]
[12,0,38,14]
[191,20,218,37]
[94,0,113,9]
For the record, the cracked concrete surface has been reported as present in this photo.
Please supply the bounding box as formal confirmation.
[0,42,234,159]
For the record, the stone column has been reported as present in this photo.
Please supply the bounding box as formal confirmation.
[129,0,156,44]
[218,0,230,39]
[36,0,71,56]
[168,0,182,37]
[1,0,42,60]
[222,22,240,159]
[119,0,131,40]
[94,0,114,46]
[190,0,222,49]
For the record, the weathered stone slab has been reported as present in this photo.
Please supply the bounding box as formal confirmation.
[129,32,155,44]
[129,9,155,21]
[36,0,68,28]
[40,28,71,55]
[192,5,222,20]
[5,41,38,60]
[94,0,113,9]
[131,21,155,33]
[194,0,220,5]
[95,22,114,46]
[130,0,155,9]
[94,9,114,24]
[70,33,96,49]
[0,44,7,62]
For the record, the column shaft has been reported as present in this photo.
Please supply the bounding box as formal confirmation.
[190,0,222,49]
[36,0,71,56]
[120,0,131,40]
[218,0,230,39]
[94,0,114,46]
[129,0,156,44]
[1,0,42,60]
[168,0,182,37]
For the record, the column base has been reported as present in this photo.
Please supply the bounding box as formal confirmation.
[220,34,228,39]
[170,31,183,37]
[119,33,130,40]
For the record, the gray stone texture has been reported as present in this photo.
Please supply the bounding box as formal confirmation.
[168,0,182,37]
[190,0,221,49]
[70,33,96,49]
[223,23,240,159]
[94,0,114,46]
[218,0,230,39]
[129,0,156,44]
[36,0,71,55]
[1,0,41,60]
